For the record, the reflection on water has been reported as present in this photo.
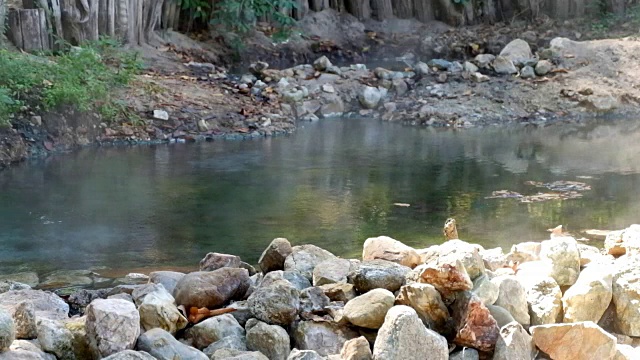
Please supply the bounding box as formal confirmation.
[1,118,640,275]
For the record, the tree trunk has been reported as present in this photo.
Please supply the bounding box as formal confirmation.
[8,8,51,51]
[371,0,393,19]
[393,0,414,18]
[142,0,163,44]
[293,0,309,20]
[435,0,465,25]
[162,0,180,29]
[329,0,346,12]
[549,0,570,19]
[0,0,6,43]
[99,0,117,37]
[60,0,99,44]
[310,0,330,11]
[481,0,497,23]
[413,0,435,21]
[345,0,371,19]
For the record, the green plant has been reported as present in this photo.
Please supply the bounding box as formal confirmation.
[0,38,141,127]
[212,0,297,40]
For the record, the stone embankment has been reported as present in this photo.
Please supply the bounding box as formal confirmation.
[0,224,639,359]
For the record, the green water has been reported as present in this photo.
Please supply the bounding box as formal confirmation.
[1,118,639,276]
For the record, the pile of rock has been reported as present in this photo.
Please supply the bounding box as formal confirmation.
[1,227,640,359]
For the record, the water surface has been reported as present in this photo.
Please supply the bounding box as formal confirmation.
[1,118,640,276]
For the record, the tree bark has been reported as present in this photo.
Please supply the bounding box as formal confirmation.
[0,0,6,43]
[329,0,346,12]
[142,0,163,44]
[310,0,330,11]
[161,0,180,29]
[481,0,497,23]
[8,8,51,51]
[413,0,435,21]
[435,0,465,25]
[60,0,99,44]
[393,0,414,18]
[345,0,371,19]
[99,0,116,37]
[371,0,394,19]
[293,0,309,20]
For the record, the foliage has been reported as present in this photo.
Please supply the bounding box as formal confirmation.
[0,38,141,127]
[211,0,298,40]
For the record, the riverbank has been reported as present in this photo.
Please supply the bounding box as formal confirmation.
[3,12,640,168]
[0,223,638,359]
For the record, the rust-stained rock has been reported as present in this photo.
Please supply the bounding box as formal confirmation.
[451,291,500,353]
[419,260,473,297]
[395,283,449,333]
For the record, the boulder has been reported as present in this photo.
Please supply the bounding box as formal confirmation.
[451,292,499,352]
[1,340,55,360]
[562,263,613,323]
[36,318,75,360]
[605,226,640,257]
[284,245,338,280]
[540,236,581,286]
[312,259,351,286]
[340,336,372,360]
[612,256,640,336]
[480,247,507,271]
[0,308,15,350]
[259,238,293,273]
[419,259,473,297]
[535,60,553,76]
[64,316,91,360]
[246,319,290,360]
[139,291,187,335]
[103,350,156,359]
[463,61,479,73]
[184,314,244,350]
[248,279,300,326]
[137,328,208,360]
[395,283,449,332]
[313,56,332,71]
[430,240,485,280]
[287,349,323,360]
[487,305,517,329]
[343,289,395,329]
[492,56,518,75]
[86,299,140,358]
[373,305,448,360]
[471,274,499,306]
[524,276,562,325]
[520,66,535,79]
[202,335,247,357]
[200,253,243,271]
[474,54,495,69]
[499,39,534,66]
[319,283,356,302]
[173,268,250,310]
[492,275,530,326]
[148,271,185,295]
[493,321,536,360]
[362,236,420,268]
[2,301,36,339]
[348,260,410,293]
[0,290,68,320]
[132,283,170,306]
[299,287,330,314]
[262,271,312,291]
[531,322,617,360]
[211,348,268,360]
[358,87,382,109]
[292,321,359,356]
[506,242,541,263]
[578,244,609,266]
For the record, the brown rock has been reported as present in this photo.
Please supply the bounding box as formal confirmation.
[395,283,449,333]
[419,260,473,297]
[451,291,500,353]
[531,321,617,360]
[258,238,293,273]
[174,269,250,310]
[340,336,372,360]
[362,236,420,268]
[199,253,243,271]
[319,283,356,303]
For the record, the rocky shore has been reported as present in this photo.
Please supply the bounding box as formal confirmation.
[0,222,639,359]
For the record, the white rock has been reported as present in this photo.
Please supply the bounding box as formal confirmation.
[362,236,420,268]
[86,299,140,358]
[358,86,382,109]
[373,306,448,360]
[612,256,640,336]
[531,321,617,360]
[562,263,612,323]
[492,275,530,326]
[540,236,581,286]
[152,110,169,121]
[493,321,536,360]
[472,274,499,306]
[36,319,75,360]
[0,308,15,350]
